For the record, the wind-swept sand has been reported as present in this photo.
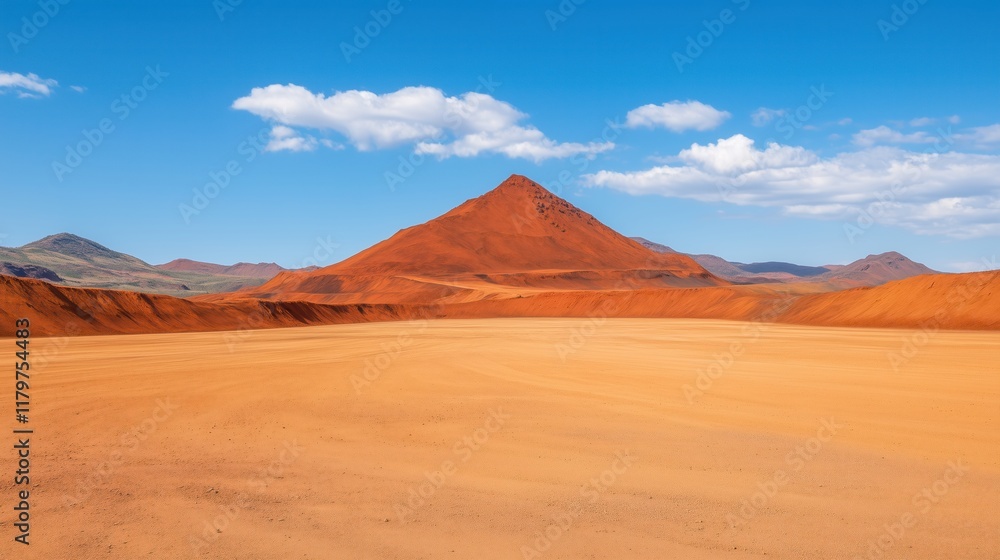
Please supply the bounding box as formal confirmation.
[9,318,998,559]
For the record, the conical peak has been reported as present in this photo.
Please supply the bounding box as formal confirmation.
[487,174,551,199]
[263,172,715,279]
[439,174,594,233]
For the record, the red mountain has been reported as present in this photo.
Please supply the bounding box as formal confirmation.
[219,175,722,304]
[157,258,286,278]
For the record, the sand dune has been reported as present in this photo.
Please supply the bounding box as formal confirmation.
[14,319,999,559]
[445,271,1000,330]
[4,270,1000,337]
[779,271,1000,329]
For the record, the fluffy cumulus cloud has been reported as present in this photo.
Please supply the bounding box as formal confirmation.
[232,84,612,162]
[583,134,1000,238]
[0,71,58,98]
[625,100,731,132]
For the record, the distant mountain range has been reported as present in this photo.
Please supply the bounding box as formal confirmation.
[631,237,937,286]
[0,233,291,296]
[1,175,992,338]
[0,201,938,299]
[157,258,287,278]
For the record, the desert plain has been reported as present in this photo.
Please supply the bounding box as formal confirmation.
[7,317,998,559]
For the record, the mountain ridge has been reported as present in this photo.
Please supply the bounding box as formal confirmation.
[0,233,285,296]
[156,258,286,278]
[634,236,938,286]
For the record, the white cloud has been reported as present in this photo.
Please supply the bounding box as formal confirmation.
[70,85,86,93]
[837,118,853,126]
[675,134,817,175]
[232,84,611,162]
[956,124,1000,148]
[265,125,319,152]
[625,100,731,132]
[949,115,961,124]
[415,126,611,161]
[750,107,787,127]
[0,71,58,98]
[855,122,1000,150]
[909,117,935,127]
[852,125,937,147]
[583,134,1000,238]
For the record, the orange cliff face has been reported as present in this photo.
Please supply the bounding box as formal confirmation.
[220,174,724,305]
[0,275,416,337]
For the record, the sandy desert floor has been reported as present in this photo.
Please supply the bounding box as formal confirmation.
[4,318,999,559]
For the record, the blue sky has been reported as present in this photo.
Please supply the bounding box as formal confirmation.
[1,0,998,272]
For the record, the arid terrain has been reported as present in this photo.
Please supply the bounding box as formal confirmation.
[3,177,998,337]
[8,1,998,557]
[10,318,998,559]
[2,175,997,559]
